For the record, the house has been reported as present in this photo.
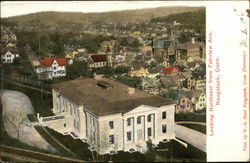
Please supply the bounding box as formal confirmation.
[191,91,206,111]
[187,75,205,91]
[88,54,108,68]
[177,38,205,61]
[141,46,153,56]
[37,76,176,154]
[35,57,67,79]
[160,74,185,90]
[129,67,149,78]
[175,96,193,113]
[1,49,19,63]
[153,39,177,65]
[114,54,125,63]
[140,77,160,95]
[162,66,182,76]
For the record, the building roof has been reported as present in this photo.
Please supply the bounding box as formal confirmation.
[91,54,107,62]
[52,77,175,116]
[0,49,18,55]
[192,91,204,99]
[178,41,205,50]
[39,57,67,67]
[162,66,181,75]
[153,39,175,49]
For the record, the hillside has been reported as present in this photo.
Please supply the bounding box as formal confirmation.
[1,7,203,27]
[150,8,205,25]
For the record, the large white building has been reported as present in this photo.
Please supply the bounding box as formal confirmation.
[38,76,176,154]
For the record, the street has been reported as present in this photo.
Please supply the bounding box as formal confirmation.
[175,124,206,152]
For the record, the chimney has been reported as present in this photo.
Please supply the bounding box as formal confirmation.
[127,87,135,95]
[191,38,195,44]
[94,73,103,80]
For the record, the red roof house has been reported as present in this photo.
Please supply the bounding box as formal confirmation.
[39,57,67,67]
[91,54,107,62]
[163,66,181,75]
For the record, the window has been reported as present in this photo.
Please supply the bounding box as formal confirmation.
[109,135,114,144]
[74,119,76,128]
[137,116,141,124]
[70,105,72,115]
[109,121,114,129]
[148,127,152,137]
[127,118,131,126]
[93,118,95,127]
[54,67,57,70]
[64,123,66,128]
[127,131,132,141]
[77,121,79,130]
[147,114,151,122]
[162,124,167,133]
[162,112,166,119]
[93,132,96,141]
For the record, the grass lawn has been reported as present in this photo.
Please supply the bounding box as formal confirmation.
[179,124,206,134]
[45,127,93,161]
[155,140,206,162]
[34,126,78,158]
[175,112,206,123]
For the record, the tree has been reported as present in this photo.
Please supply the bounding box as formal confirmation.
[145,139,156,162]
[4,110,26,140]
[114,66,131,74]
[163,89,178,100]
[66,61,93,80]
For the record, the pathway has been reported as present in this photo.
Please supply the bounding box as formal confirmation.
[175,124,206,152]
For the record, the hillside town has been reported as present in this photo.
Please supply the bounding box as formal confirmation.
[1,7,206,162]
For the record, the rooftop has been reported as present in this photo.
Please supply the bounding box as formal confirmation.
[178,41,205,50]
[52,77,175,116]
[39,57,67,67]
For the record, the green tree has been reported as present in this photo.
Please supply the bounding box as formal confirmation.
[66,61,92,80]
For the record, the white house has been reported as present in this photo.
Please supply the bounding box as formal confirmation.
[187,76,205,91]
[38,76,176,154]
[35,57,67,79]
[192,91,206,111]
[1,49,19,63]
[88,54,108,68]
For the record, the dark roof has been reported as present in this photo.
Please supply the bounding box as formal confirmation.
[153,39,177,49]
[0,49,18,55]
[178,41,205,50]
[52,77,175,116]
[91,54,107,62]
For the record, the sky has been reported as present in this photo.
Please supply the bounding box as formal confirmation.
[1,1,206,18]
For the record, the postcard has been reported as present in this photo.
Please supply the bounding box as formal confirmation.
[0,1,249,162]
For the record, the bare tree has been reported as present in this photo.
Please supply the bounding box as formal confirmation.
[4,110,26,140]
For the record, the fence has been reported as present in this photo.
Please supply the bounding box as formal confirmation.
[1,74,52,91]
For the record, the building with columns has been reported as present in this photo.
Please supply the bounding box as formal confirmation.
[38,76,176,154]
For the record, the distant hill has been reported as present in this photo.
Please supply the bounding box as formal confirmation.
[150,8,205,25]
[1,7,203,27]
